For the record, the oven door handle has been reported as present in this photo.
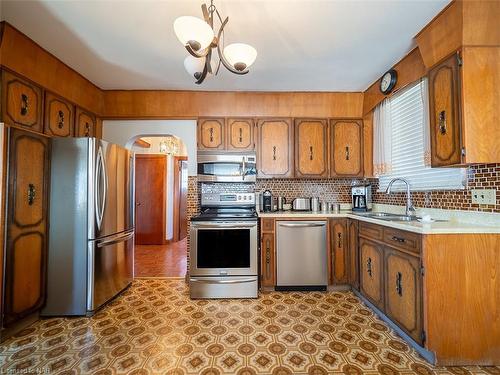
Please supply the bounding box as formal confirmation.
[192,223,257,229]
[190,278,256,284]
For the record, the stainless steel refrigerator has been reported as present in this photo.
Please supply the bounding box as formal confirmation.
[42,138,134,316]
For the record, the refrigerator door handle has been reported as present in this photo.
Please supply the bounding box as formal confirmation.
[97,231,134,248]
[95,146,107,230]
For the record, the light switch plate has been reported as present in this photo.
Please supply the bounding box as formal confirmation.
[471,189,497,205]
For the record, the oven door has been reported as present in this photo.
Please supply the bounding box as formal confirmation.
[197,154,256,182]
[190,221,258,276]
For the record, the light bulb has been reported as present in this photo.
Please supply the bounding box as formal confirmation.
[223,43,257,71]
[174,16,214,51]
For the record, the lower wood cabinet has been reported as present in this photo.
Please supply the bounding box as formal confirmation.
[384,247,423,345]
[260,219,275,287]
[3,128,50,326]
[347,219,359,290]
[329,218,348,285]
[359,237,384,310]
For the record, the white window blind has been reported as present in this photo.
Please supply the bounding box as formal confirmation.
[377,80,466,192]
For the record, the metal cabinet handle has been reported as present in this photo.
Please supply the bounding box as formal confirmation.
[57,110,65,128]
[367,257,372,277]
[337,233,342,249]
[439,110,447,135]
[85,122,90,136]
[209,127,214,142]
[28,183,36,205]
[391,236,405,243]
[239,127,243,143]
[272,146,277,161]
[396,272,403,296]
[345,146,350,160]
[20,94,29,116]
[309,146,313,161]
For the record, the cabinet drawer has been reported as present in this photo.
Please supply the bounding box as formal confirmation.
[261,218,274,232]
[359,222,383,241]
[383,228,421,255]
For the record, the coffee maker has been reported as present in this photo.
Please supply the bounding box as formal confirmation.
[352,184,372,212]
[262,190,273,212]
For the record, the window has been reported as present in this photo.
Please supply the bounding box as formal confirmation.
[375,79,466,192]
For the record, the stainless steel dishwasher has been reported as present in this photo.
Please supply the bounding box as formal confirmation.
[276,221,328,291]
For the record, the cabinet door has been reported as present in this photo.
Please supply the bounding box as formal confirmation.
[384,248,423,344]
[75,107,96,137]
[1,70,43,132]
[330,119,363,177]
[226,118,254,151]
[295,119,328,178]
[347,219,359,290]
[197,118,225,150]
[359,238,384,310]
[428,52,462,167]
[256,118,294,178]
[260,232,275,287]
[329,219,348,285]
[4,128,50,326]
[44,92,74,137]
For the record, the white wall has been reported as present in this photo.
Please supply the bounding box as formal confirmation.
[102,119,196,175]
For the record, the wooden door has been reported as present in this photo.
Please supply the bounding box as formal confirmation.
[256,118,294,178]
[44,92,74,137]
[359,238,384,310]
[260,231,275,287]
[75,107,96,137]
[295,119,328,178]
[329,219,348,285]
[428,52,462,167]
[330,119,363,177]
[135,155,166,244]
[4,128,50,326]
[384,248,423,344]
[348,219,359,290]
[226,118,254,151]
[173,156,188,242]
[197,118,225,150]
[1,70,43,133]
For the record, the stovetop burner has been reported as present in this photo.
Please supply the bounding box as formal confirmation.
[191,207,258,222]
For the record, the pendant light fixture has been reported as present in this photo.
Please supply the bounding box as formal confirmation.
[173,0,257,84]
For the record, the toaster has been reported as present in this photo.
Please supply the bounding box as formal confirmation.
[292,197,311,211]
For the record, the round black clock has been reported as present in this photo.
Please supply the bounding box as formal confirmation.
[380,69,397,94]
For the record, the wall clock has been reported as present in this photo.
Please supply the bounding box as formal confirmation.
[380,69,398,95]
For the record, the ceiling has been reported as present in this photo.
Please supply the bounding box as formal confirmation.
[0,0,450,92]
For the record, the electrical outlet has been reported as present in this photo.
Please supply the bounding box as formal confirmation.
[471,189,497,205]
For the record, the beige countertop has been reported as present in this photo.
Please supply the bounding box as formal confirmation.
[257,210,500,234]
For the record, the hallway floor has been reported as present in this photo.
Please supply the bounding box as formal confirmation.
[1,279,498,375]
[134,238,187,277]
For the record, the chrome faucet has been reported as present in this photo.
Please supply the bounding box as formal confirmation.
[385,178,416,217]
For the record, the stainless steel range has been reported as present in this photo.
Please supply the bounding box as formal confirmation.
[190,192,258,299]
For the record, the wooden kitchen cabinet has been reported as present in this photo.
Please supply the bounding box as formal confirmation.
[329,218,348,285]
[260,219,275,287]
[330,119,363,177]
[226,118,254,151]
[256,118,294,178]
[197,118,225,150]
[428,52,462,166]
[347,219,359,290]
[75,106,96,137]
[359,238,384,310]
[294,118,328,178]
[3,128,50,326]
[1,70,43,133]
[384,247,424,345]
[44,92,74,137]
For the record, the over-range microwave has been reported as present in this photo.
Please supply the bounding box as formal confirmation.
[197,152,256,182]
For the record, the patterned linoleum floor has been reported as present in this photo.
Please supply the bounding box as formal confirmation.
[1,279,499,375]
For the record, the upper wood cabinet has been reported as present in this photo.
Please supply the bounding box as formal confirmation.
[347,219,359,290]
[294,118,328,178]
[256,118,294,178]
[197,118,225,150]
[44,92,74,137]
[330,119,363,177]
[428,52,462,167]
[75,107,96,137]
[1,70,43,133]
[226,118,254,151]
[384,247,423,345]
[359,237,384,310]
[3,128,50,326]
[329,218,348,285]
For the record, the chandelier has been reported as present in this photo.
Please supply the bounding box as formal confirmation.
[173,0,257,84]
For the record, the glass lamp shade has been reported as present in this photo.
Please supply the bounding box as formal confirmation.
[223,43,257,71]
[183,55,216,79]
[174,16,214,51]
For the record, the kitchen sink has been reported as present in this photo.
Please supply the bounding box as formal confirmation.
[355,212,420,222]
